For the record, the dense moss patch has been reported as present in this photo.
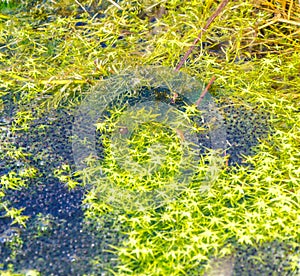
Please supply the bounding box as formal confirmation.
[0,0,299,275]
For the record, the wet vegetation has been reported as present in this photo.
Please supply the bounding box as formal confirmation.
[0,0,299,275]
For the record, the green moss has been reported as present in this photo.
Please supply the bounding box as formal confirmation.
[0,0,299,274]
[0,1,19,13]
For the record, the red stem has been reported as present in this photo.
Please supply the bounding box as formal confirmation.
[175,0,229,72]
[195,75,216,106]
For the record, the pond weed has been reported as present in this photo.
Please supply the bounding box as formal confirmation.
[0,0,299,274]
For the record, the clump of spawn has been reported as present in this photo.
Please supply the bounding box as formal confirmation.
[217,98,271,166]
[0,109,123,275]
[232,240,300,275]
[95,86,271,169]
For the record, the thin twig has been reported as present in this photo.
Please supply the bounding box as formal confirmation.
[75,0,91,17]
[195,76,216,107]
[175,0,229,72]
[107,0,123,10]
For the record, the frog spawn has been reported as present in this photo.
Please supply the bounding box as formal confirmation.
[0,80,275,275]
[217,99,271,166]
[0,109,122,275]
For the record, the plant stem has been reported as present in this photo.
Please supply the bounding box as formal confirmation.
[195,75,216,106]
[174,0,230,72]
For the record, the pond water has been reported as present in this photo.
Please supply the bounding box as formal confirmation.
[1,68,292,276]
[0,1,298,275]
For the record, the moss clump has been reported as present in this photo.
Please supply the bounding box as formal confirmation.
[0,0,299,275]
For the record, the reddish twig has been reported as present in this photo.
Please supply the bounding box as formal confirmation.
[195,75,216,106]
[175,0,229,72]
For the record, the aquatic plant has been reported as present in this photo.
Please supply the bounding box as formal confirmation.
[0,0,299,275]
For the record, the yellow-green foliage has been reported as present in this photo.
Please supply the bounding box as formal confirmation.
[0,0,299,275]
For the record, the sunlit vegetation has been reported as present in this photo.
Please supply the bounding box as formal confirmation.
[0,0,299,275]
